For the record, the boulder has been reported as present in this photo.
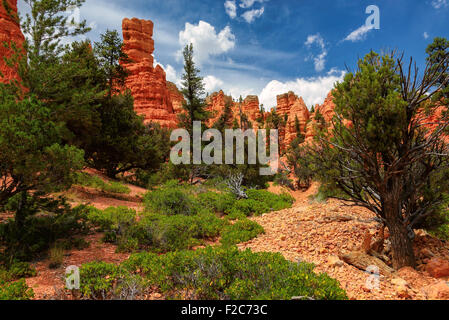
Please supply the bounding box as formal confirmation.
[422,281,449,300]
[425,258,449,278]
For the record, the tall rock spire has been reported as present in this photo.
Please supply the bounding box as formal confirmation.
[121,18,183,128]
[0,0,24,83]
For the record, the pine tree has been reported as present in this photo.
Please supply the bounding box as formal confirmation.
[213,97,233,133]
[94,29,130,98]
[179,44,209,133]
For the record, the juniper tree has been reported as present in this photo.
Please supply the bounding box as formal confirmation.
[426,37,449,103]
[311,51,449,269]
[0,85,84,233]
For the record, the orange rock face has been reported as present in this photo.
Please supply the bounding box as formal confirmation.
[206,91,262,129]
[305,91,337,144]
[121,18,181,128]
[0,0,24,84]
[275,92,310,148]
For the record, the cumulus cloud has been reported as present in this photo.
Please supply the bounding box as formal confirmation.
[343,24,375,42]
[242,7,265,23]
[178,21,236,65]
[432,0,448,9]
[424,32,430,39]
[154,58,181,86]
[305,34,327,72]
[223,0,268,23]
[239,0,267,8]
[224,0,237,19]
[204,75,225,93]
[258,70,346,110]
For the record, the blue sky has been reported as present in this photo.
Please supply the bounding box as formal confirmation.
[18,0,449,109]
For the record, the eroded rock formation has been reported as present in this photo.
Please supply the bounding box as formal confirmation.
[0,0,24,83]
[121,18,182,128]
[275,92,310,148]
[206,90,263,129]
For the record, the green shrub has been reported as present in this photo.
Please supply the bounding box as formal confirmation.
[220,219,265,246]
[224,190,294,217]
[87,205,226,253]
[102,181,131,194]
[246,189,294,211]
[87,206,137,232]
[77,261,149,300]
[135,212,226,252]
[77,262,123,299]
[0,205,89,262]
[0,279,34,300]
[197,192,236,215]
[123,246,347,300]
[7,262,37,279]
[144,183,200,216]
[75,172,130,194]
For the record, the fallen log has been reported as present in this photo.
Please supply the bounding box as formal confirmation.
[339,251,394,276]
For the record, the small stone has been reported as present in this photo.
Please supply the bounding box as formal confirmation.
[391,278,408,288]
[327,255,344,267]
[396,285,411,299]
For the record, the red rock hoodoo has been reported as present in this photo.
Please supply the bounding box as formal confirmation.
[121,18,182,128]
[0,0,24,83]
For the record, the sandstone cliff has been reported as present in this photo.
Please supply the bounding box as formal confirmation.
[0,0,24,84]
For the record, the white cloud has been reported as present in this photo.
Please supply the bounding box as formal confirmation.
[424,32,430,39]
[178,21,236,65]
[204,75,225,93]
[239,0,267,8]
[343,24,375,42]
[432,0,448,9]
[305,34,327,72]
[242,7,265,23]
[224,0,237,19]
[259,70,346,109]
[154,58,181,86]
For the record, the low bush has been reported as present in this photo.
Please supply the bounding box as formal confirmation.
[0,262,35,300]
[86,206,226,253]
[132,212,226,253]
[76,261,150,300]
[75,172,130,194]
[0,279,34,300]
[143,182,201,216]
[87,206,137,233]
[49,246,64,269]
[220,219,265,246]
[197,192,235,215]
[0,205,89,262]
[122,246,348,300]
[225,190,294,217]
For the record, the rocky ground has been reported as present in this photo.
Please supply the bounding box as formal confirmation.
[239,183,449,300]
[24,180,449,300]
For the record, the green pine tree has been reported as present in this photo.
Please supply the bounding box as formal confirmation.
[178,44,209,133]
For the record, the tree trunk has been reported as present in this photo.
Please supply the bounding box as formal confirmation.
[15,191,27,231]
[384,200,416,269]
